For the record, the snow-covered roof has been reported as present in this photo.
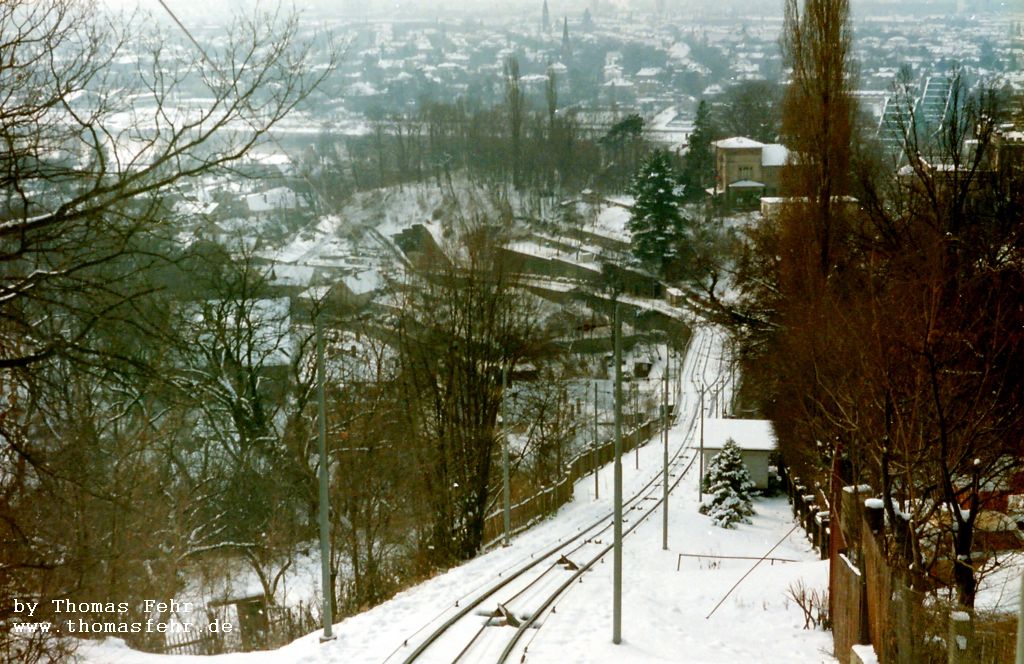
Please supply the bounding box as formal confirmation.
[713,137,765,150]
[244,187,303,214]
[668,41,691,61]
[761,144,789,167]
[701,418,777,452]
[728,180,766,188]
[342,270,383,296]
[269,264,316,288]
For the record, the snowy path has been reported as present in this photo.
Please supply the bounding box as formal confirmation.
[81,325,836,664]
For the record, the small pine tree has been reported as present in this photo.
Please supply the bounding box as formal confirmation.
[627,149,688,278]
[699,438,756,528]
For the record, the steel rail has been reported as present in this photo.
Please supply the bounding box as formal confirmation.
[397,331,714,664]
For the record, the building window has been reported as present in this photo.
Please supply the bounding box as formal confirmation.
[738,166,753,180]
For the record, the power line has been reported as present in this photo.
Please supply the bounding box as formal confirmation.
[152,0,338,216]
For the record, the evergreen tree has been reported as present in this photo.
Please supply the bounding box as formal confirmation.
[681,100,715,202]
[699,438,756,528]
[626,149,688,278]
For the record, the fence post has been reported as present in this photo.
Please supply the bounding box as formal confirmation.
[949,610,973,664]
[816,511,830,560]
[895,582,915,664]
[1017,569,1024,664]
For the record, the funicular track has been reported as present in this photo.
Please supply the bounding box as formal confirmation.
[385,327,727,664]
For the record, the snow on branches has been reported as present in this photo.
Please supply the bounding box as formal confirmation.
[699,438,756,528]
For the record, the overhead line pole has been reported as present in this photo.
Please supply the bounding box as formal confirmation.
[502,365,511,547]
[699,384,705,502]
[634,382,640,470]
[662,343,669,551]
[315,316,335,642]
[593,380,599,500]
[613,303,623,645]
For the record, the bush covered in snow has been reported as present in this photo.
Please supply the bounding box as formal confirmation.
[699,438,756,528]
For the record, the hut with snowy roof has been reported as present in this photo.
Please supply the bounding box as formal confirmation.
[699,418,777,490]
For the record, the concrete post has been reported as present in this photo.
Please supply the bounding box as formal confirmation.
[315,318,335,642]
[698,386,704,502]
[502,365,511,547]
[1017,570,1024,664]
[593,380,599,500]
[949,610,973,664]
[613,303,623,645]
[662,344,669,551]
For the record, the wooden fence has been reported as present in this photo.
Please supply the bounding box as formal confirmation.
[807,477,1021,664]
[832,553,865,660]
[160,601,318,656]
[481,418,661,547]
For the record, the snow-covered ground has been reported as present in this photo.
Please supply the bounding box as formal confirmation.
[78,326,837,664]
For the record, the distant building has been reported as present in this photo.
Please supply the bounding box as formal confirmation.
[243,186,305,222]
[711,137,789,209]
[994,127,1024,175]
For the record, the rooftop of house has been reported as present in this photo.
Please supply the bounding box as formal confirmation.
[701,418,777,452]
[713,136,765,150]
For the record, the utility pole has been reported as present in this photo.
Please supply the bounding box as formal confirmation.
[502,365,511,547]
[315,317,335,642]
[662,344,669,551]
[593,380,599,500]
[613,303,623,645]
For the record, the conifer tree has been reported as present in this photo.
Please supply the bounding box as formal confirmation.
[626,149,688,279]
[699,438,756,528]
[681,100,715,202]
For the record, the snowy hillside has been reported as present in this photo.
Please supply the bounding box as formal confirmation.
[79,326,837,664]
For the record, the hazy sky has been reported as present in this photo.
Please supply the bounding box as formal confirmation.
[100,0,760,20]
[100,0,1013,24]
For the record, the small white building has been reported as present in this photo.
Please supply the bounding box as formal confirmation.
[700,418,777,490]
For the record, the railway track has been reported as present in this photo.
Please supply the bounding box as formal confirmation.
[385,327,726,664]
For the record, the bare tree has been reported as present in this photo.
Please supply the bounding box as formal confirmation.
[779,0,856,275]
[0,0,333,370]
[393,220,552,565]
[0,2,333,658]
[849,80,1024,607]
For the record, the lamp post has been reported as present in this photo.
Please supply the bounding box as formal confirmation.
[315,315,335,642]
